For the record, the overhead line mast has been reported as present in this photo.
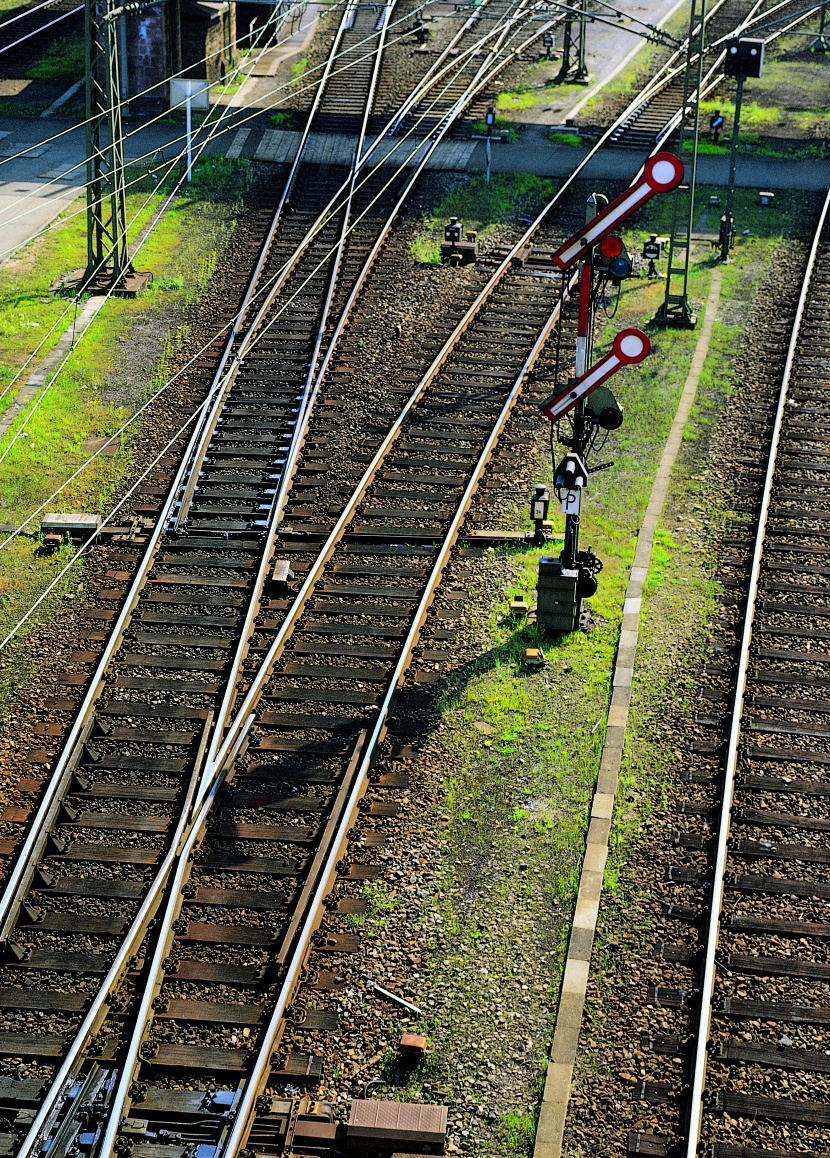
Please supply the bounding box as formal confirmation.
[654,0,707,328]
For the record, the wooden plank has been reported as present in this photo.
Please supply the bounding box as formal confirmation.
[258,714,364,732]
[53,845,160,865]
[177,921,271,946]
[97,702,209,721]
[280,663,388,680]
[729,873,830,900]
[203,854,301,875]
[71,813,169,833]
[728,914,830,937]
[736,808,830,833]
[158,998,263,1025]
[81,784,178,803]
[42,876,144,899]
[723,998,830,1024]
[719,1092,830,1126]
[251,737,349,754]
[717,1042,828,1074]
[735,840,830,865]
[98,727,195,745]
[741,775,830,797]
[216,823,314,843]
[10,950,106,972]
[18,912,126,935]
[172,960,263,984]
[0,1034,65,1057]
[227,794,324,813]
[191,886,285,909]
[0,989,86,1012]
[261,688,379,705]
[118,654,226,672]
[150,1044,249,1072]
[726,953,830,981]
[82,753,185,772]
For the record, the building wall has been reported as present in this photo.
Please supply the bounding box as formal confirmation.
[181,2,236,85]
[126,3,170,114]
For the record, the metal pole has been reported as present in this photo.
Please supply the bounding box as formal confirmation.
[186,83,193,182]
[485,130,491,185]
[721,73,743,261]
[576,0,588,79]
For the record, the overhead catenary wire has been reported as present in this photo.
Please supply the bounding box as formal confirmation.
[0,0,463,247]
[0,1,294,468]
[0,0,480,220]
[0,0,520,400]
[0,0,517,529]
[0,0,530,556]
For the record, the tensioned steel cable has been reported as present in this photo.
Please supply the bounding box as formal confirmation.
[0,5,528,561]
[0,0,467,247]
[0,2,298,464]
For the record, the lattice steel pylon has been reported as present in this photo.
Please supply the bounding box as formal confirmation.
[654,0,706,327]
[556,0,589,83]
[84,0,131,289]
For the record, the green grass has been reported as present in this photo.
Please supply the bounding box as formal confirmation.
[431,173,556,231]
[549,131,582,147]
[25,31,84,79]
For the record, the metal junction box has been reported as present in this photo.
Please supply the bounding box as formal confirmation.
[536,556,580,634]
[347,1098,448,1153]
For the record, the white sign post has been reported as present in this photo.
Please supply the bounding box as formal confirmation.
[169,78,211,183]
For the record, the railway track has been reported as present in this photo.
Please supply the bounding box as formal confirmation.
[620,193,830,1158]
[610,0,811,150]
[3,0,782,1150]
[681,190,830,1158]
[0,0,568,1153]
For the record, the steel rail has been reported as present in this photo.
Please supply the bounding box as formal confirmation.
[76,12,551,1137]
[88,5,548,1106]
[204,0,400,733]
[0,0,73,33]
[683,184,830,1158]
[0,3,81,56]
[220,261,580,1156]
[8,13,697,1150]
[169,0,533,419]
[612,0,803,146]
[13,709,221,1157]
[168,0,519,533]
[202,36,691,794]
[3,3,529,1143]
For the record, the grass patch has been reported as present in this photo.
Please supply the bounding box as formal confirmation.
[25,31,84,79]
[431,173,556,232]
[549,131,582,147]
[0,156,249,651]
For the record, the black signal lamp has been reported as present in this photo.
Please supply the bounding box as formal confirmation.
[584,385,623,431]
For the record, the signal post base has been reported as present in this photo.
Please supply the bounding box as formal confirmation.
[653,301,697,329]
[61,268,154,298]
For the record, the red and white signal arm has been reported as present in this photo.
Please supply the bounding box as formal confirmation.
[551,153,684,271]
[541,329,651,423]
